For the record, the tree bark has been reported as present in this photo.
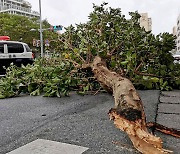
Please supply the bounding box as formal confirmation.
[91,56,171,154]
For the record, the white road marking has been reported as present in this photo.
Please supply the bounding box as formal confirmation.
[7,139,89,154]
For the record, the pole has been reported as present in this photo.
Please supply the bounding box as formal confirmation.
[39,0,43,57]
[2,0,4,9]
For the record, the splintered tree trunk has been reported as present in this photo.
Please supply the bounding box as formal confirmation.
[91,56,171,154]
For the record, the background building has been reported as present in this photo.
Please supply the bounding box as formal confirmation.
[176,14,180,54]
[0,0,39,18]
[139,13,152,32]
[171,26,177,55]
[173,26,177,36]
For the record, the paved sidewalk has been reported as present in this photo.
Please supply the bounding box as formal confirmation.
[155,90,180,153]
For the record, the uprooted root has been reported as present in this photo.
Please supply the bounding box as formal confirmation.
[109,109,172,154]
[147,122,180,138]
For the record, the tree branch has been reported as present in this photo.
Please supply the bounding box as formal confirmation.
[147,122,180,138]
[135,71,160,78]
[58,37,86,63]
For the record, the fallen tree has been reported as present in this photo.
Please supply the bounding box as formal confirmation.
[0,3,180,153]
[91,56,171,153]
[59,3,179,153]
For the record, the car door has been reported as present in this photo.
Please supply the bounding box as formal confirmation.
[6,42,25,66]
[0,42,7,74]
[0,42,5,57]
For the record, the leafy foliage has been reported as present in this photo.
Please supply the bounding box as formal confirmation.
[59,3,180,90]
[0,13,58,53]
[0,3,179,99]
[0,56,100,98]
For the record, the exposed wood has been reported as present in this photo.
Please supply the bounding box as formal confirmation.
[91,56,171,154]
[147,122,180,138]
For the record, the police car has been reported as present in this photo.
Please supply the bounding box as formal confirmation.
[0,36,34,74]
[173,54,180,64]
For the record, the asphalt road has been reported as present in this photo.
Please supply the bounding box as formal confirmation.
[0,91,159,154]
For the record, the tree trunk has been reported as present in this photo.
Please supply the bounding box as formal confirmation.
[91,56,171,154]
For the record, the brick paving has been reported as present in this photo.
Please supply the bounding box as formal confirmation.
[157,90,180,129]
[155,90,180,153]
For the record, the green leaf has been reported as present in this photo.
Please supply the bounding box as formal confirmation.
[111,61,116,67]
[0,94,6,99]
[121,61,128,65]
[150,77,159,83]
[30,88,40,96]
[143,76,149,80]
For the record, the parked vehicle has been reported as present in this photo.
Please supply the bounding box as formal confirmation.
[0,40,34,74]
[173,54,180,64]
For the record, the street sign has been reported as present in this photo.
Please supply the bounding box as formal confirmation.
[33,39,36,46]
[36,40,40,47]
[53,25,63,32]
[45,39,50,47]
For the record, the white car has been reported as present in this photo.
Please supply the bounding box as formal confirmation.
[173,54,180,64]
[0,41,34,74]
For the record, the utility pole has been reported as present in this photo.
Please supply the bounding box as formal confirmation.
[1,0,4,10]
[39,0,43,57]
